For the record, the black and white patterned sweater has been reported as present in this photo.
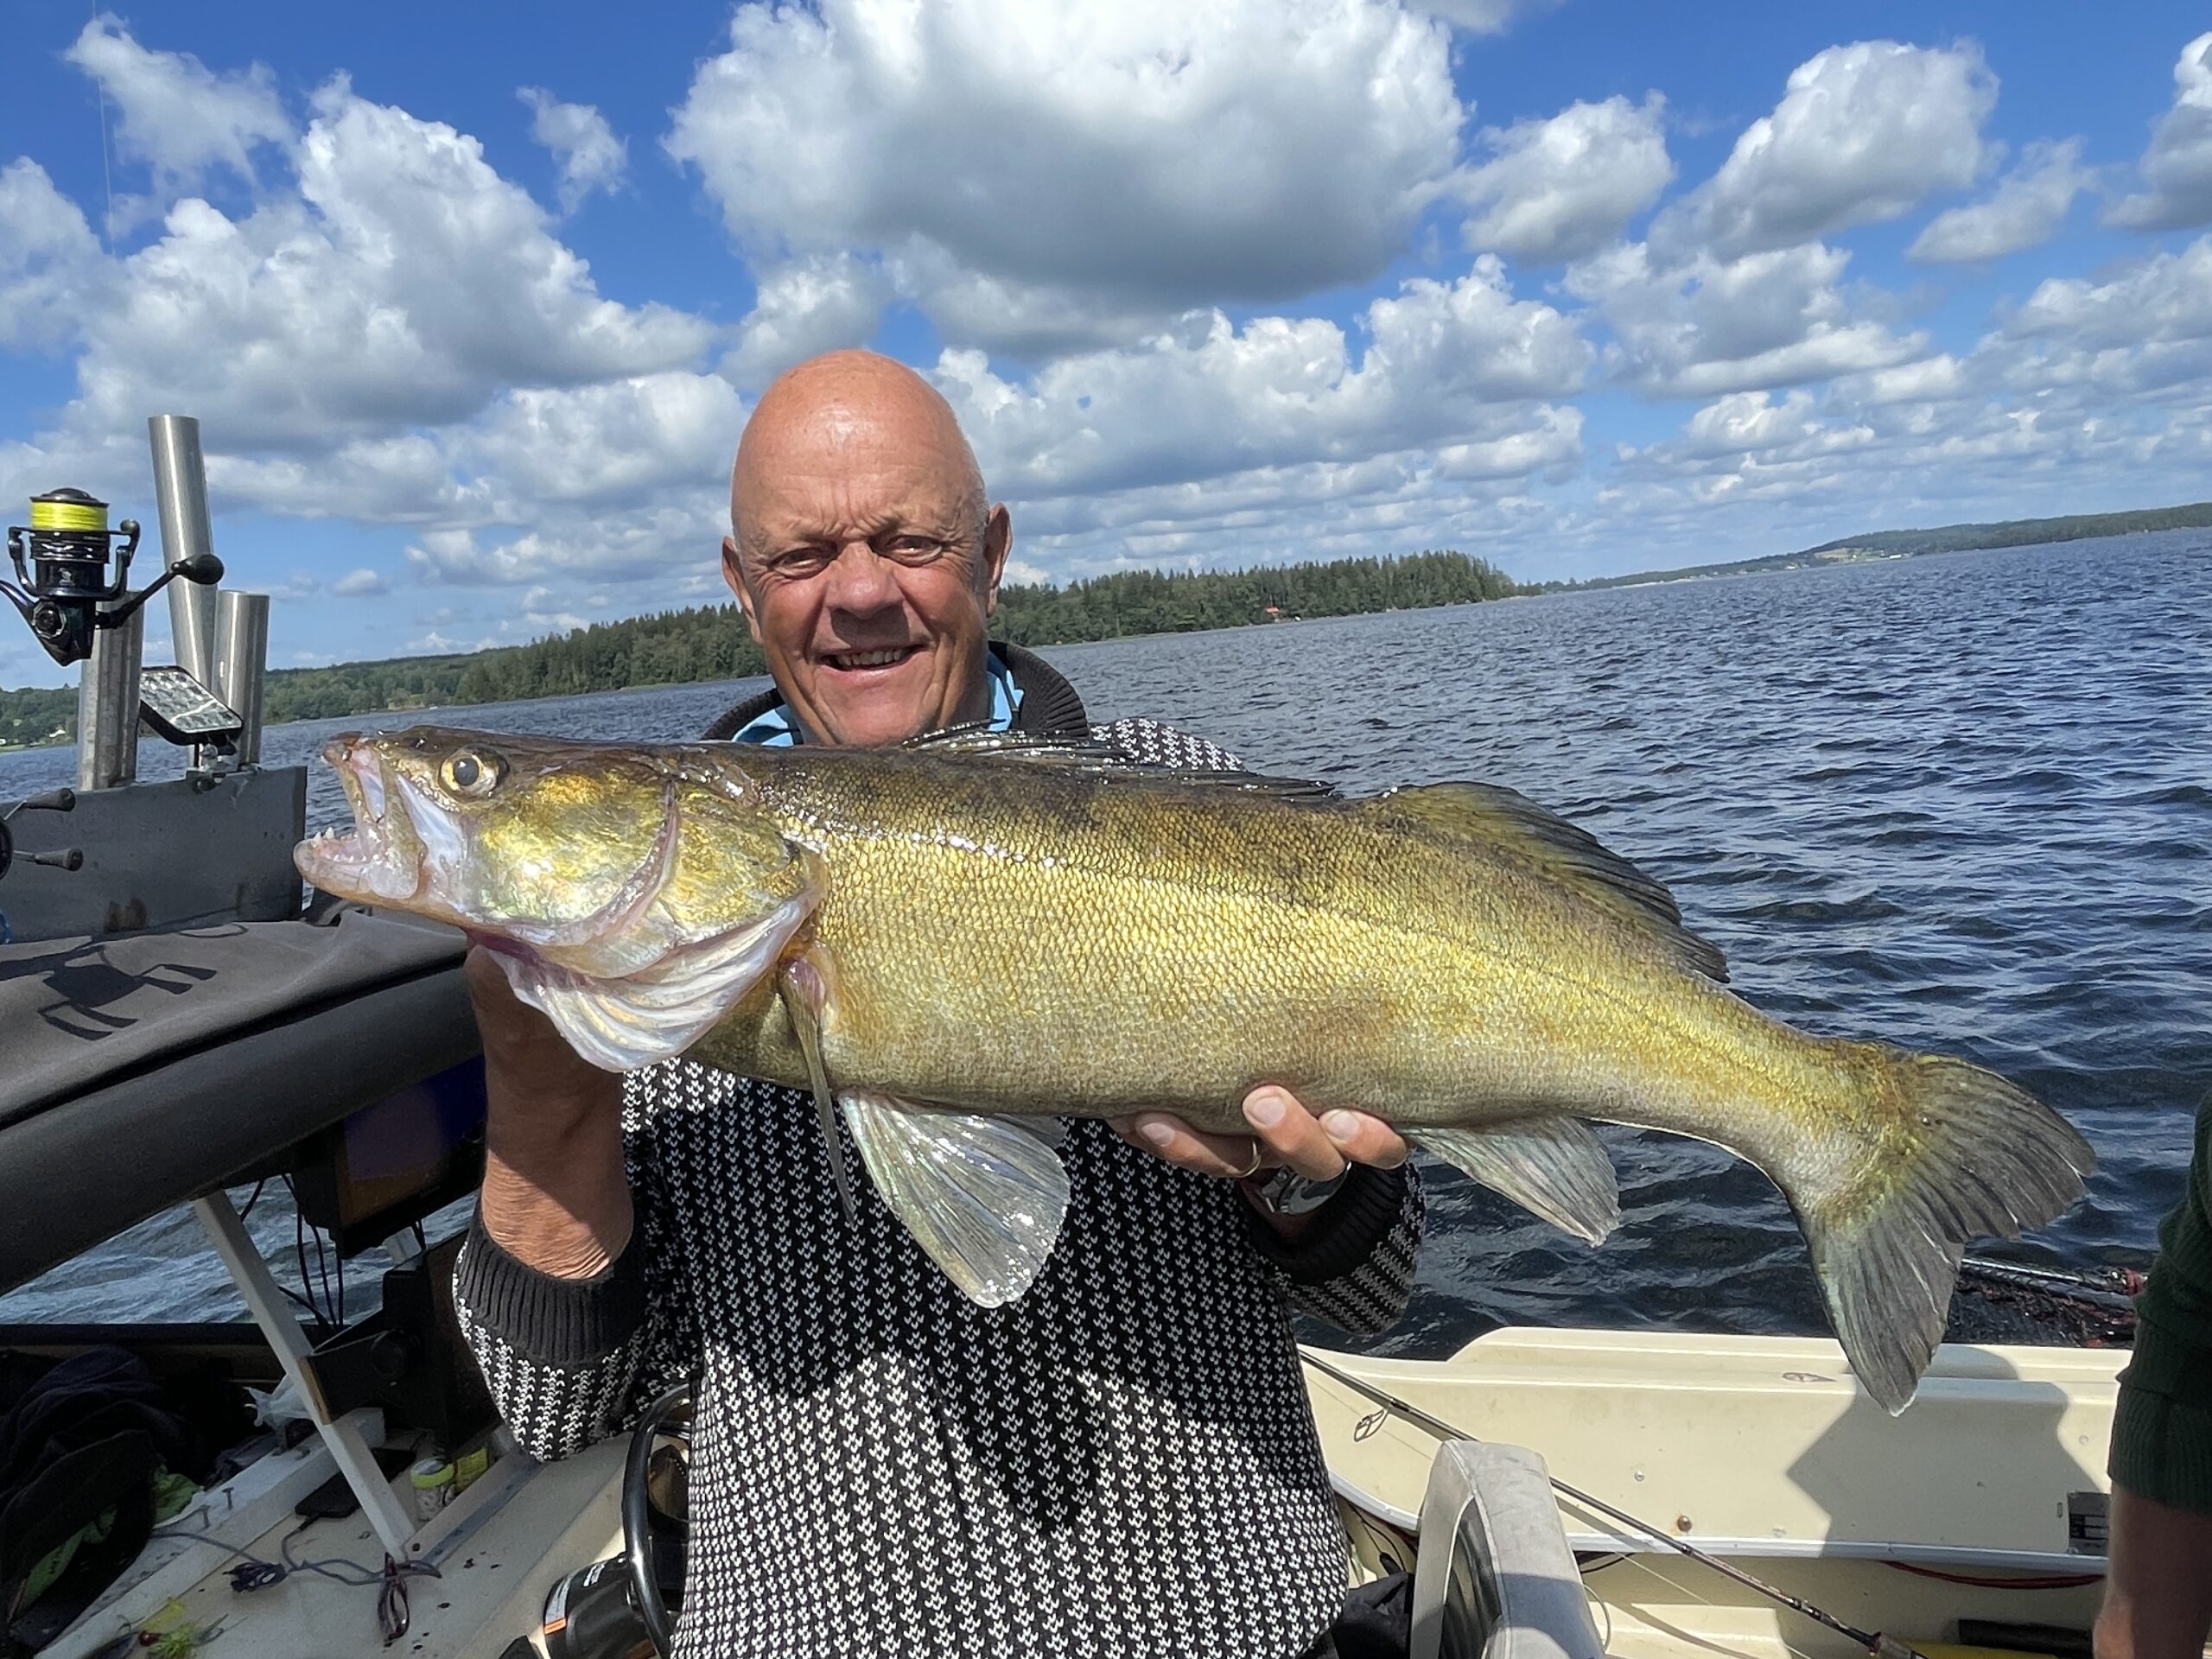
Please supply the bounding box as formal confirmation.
[454,708,1426,1659]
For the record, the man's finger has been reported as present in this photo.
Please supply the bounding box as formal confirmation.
[1110,1113,1268,1180]
[1317,1108,1410,1171]
[1242,1088,1349,1182]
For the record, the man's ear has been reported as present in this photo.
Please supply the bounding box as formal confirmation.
[980,504,1012,618]
[723,535,766,646]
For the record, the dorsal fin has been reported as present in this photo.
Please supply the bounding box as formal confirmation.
[901,722,1134,771]
[1358,782,1728,982]
[902,724,1338,801]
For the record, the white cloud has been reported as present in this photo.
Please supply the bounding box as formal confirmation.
[0,161,110,348]
[721,254,887,389]
[1908,139,2088,263]
[1677,389,1834,457]
[518,584,594,635]
[62,15,292,212]
[404,499,729,588]
[1846,353,1968,404]
[1568,239,1925,398]
[665,0,1464,329]
[1408,0,1557,33]
[16,71,715,469]
[1662,41,1997,259]
[1455,95,1675,264]
[880,245,1205,360]
[457,372,745,507]
[934,259,1590,499]
[2001,233,2212,396]
[2106,33,2212,232]
[0,22,747,639]
[517,87,627,213]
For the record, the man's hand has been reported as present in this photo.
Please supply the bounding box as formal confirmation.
[1109,1087,1408,1239]
[467,947,634,1280]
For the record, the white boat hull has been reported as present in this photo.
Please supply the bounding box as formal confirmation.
[1307,1327,2121,1659]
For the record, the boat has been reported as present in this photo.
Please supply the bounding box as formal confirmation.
[0,416,2124,1658]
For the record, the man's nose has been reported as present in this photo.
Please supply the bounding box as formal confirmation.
[823,542,903,614]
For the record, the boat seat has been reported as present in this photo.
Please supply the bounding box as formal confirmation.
[1409,1441,1605,1659]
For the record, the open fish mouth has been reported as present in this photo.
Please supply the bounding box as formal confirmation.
[294,736,427,904]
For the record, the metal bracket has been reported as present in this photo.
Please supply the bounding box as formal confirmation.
[192,1190,418,1559]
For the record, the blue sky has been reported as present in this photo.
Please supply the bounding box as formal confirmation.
[2,1,2209,684]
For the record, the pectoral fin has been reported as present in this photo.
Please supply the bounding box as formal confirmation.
[493,888,817,1071]
[838,1090,1071,1306]
[779,949,860,1224]
[1408,1118,1621,1244]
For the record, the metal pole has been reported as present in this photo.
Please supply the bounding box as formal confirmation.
[75,601,143,791]
[146,415,219,686]
[215,589,269,766]
[194,1191,419,1560]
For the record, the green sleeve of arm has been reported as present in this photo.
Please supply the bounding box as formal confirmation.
[2110,1090,2212,1515]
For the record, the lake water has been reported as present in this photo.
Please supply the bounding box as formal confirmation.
[3,529,2208,1356]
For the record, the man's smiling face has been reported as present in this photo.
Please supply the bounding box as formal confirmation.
[725,353,1012,750]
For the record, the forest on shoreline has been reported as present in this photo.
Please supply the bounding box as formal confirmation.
[6,498,2204,747]
[4,549,1518,742]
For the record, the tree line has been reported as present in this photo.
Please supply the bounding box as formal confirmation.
[0,548,1522,744]
[268,548,1521,721]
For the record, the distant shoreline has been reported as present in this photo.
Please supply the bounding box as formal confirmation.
[4,502,2205,750]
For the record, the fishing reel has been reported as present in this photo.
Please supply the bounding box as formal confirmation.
[3,486,221,667]
[522,1384,690,1659]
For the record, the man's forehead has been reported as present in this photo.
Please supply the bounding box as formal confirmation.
[734,396,982,537]
[739,455,976,537]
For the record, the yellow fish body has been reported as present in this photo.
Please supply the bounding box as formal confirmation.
[298,725,2092,1411]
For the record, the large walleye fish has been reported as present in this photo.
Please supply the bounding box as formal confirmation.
[297,724,2092,1411]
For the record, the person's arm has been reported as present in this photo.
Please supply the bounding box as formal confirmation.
[2098,1089,2212,1659]
[2096,1488,2212,1659]
[451,949,695,1459]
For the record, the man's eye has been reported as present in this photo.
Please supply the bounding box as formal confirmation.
[767,550,833,577]
[885,536,947,564]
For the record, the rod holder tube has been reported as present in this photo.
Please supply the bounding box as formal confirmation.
[76,601,143,791]
[147,415,219,687]
[214,589,269,766]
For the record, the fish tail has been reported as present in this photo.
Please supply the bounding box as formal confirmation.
[1779,1046,2094,1414]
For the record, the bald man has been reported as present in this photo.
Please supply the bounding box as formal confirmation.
[454,352,1426,1659]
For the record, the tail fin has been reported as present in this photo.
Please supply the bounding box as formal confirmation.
[1781,1050,2094,1414]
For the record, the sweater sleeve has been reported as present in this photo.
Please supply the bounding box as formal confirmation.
[1246,1162,1425,1337]
[2111,1089,2212,1514]
[454,1067,702,1461]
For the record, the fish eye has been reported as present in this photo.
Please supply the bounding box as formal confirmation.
[440,747,505,798]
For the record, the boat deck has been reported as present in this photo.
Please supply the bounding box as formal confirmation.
[49,1441,625,1659]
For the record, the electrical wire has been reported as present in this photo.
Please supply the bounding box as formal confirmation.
[291,1199,327,1330]
[236,1177,268,1225]
[146,1516,442,1597]
[1885,1560,2103,1591]
[378,1556,413,1645]
[312,1215,335,1322]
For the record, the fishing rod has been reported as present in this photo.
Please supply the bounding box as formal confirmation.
[1300,1349,1929,1659]
[1961,1254,2142,1312]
